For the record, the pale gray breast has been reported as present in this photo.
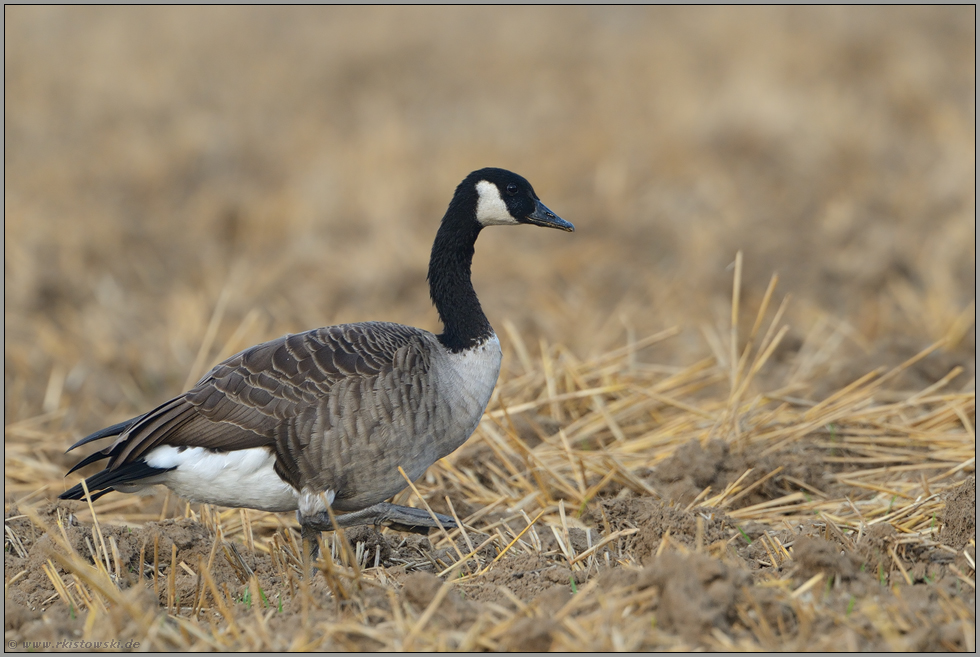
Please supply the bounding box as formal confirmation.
[283,330,501,512]
[429,333,503,456]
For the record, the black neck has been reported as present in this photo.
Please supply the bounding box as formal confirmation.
[427,205,493,352]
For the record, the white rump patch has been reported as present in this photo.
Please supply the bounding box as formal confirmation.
[143,446,301,512]
[475,180,519,226]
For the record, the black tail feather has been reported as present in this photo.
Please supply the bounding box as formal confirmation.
[66,416,143,453]
[65,449,112,476]
[58,460,174,501]
[83,487,116,502]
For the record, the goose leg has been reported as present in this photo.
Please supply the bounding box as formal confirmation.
[299,513,322,575]
[304,502,458,534]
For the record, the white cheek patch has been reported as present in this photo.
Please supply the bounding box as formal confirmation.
[475,180,519,226]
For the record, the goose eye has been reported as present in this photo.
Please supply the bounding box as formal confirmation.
[505,183,518,196]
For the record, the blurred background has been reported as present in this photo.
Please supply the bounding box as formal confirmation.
[5,6,975,431]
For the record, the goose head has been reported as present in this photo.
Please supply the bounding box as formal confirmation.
[454,167,575,232]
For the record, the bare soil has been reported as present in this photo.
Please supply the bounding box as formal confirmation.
[5,479,975,650]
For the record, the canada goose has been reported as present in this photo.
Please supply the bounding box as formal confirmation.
[60,167,573,554]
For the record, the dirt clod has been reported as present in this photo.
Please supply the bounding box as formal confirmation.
[940,476,976,550]
[792,537,860,580]
[640,552,747,644]
[585,496,736,565]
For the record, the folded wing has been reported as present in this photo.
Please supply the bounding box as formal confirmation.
[61,322,432,500]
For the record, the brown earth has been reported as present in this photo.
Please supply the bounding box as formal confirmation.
[6,479,975,651]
